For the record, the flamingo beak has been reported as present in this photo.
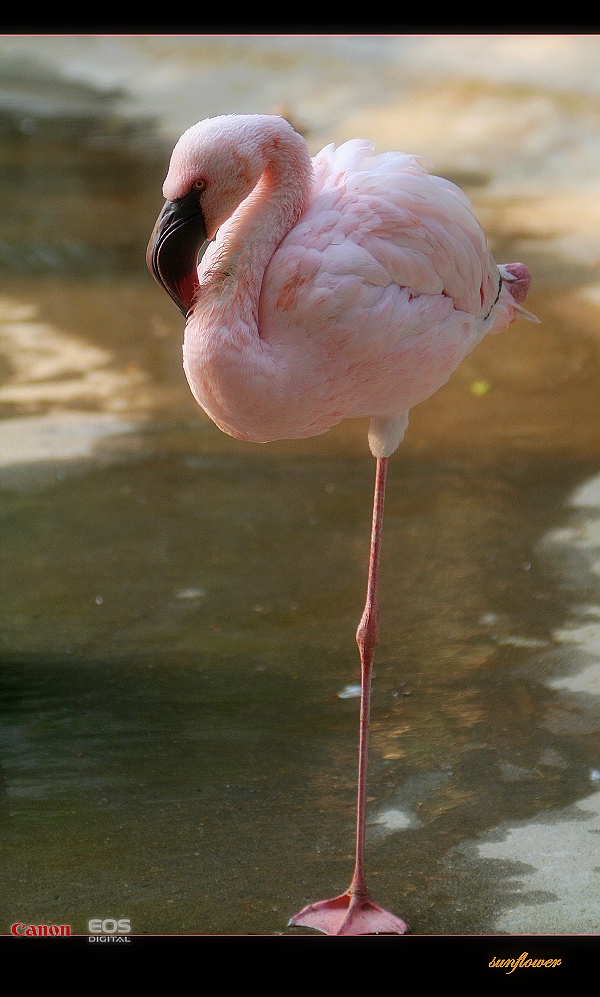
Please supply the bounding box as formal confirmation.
[146,191,208,317]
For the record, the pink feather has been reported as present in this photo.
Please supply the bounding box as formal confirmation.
[164,115,535,457]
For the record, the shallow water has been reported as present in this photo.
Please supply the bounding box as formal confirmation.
[1,36,600,937]
[2,418,599,935]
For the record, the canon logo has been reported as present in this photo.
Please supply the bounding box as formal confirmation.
[11,923,71,936]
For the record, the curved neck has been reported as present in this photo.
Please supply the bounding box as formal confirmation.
[182,121,313,436]
[196,124,313,312]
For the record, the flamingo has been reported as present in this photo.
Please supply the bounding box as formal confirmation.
[146,113,536,935]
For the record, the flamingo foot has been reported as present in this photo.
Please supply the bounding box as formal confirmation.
[288,891,409,935]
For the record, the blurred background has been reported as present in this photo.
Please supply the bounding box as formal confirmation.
[0,34,599,937]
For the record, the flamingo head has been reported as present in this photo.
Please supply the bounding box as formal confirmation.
[146,114,284,316]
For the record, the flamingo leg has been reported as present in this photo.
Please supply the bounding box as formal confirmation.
[289,457,408,934]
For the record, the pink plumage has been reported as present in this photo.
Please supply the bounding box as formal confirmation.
[153,113,535,458]
[147,112,536,935]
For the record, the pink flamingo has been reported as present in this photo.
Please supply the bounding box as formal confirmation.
[147,113,536,935]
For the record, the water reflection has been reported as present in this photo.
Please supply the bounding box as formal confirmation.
[0,39,599,936]
[0,49,159,271]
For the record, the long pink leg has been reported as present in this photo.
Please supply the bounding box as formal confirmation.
[289,457,408,934]
[349,454,386,900]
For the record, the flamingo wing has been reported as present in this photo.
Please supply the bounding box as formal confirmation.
[257,141,504,425]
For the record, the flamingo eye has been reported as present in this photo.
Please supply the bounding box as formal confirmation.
[193,178,206,192]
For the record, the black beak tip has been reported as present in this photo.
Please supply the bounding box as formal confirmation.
[147,194,207,318]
